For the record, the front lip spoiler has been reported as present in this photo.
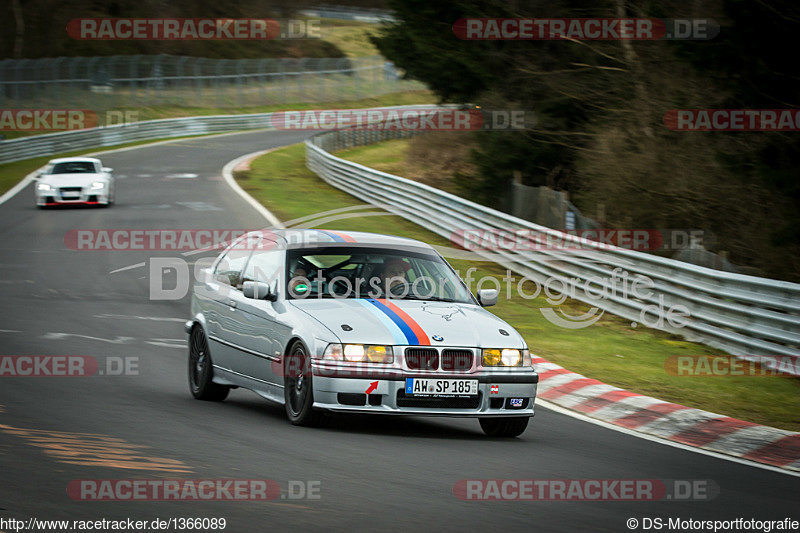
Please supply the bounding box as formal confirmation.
[311,367,539,384]
[43,201,100,206]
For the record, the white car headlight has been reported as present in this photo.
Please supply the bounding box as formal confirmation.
[343,344,366,362]
[37,183,52,191]
[323,344,393,363]
[90,181,105,190]
[501,348,522,366]
[322,343,343,360]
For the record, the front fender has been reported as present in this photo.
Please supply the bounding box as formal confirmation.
[186,312,208,335]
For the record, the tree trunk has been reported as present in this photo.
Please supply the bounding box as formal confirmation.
[11,0,24,59]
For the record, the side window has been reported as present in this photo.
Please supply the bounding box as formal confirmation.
[214,246,251,288]
[242,246,282,285]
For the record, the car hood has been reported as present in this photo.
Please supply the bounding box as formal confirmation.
[40,173,105,187]
[289,298,525,349]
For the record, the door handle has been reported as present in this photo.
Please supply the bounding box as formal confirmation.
[228,300,237,309]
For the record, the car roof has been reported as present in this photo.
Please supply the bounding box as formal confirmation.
[47,157,102,164]
[243,229,434,251]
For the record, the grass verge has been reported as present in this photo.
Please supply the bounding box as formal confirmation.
[238,142,800,431]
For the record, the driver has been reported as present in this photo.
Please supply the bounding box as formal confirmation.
[381,258,411,297]
[289,266,309,294]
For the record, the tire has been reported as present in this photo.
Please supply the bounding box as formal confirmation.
[188,325,230,401]
[479,416,529,437]
[283,341,324,426]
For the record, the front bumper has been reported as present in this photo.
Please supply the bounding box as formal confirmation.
[311,362,538,417]
[35,188,109,206]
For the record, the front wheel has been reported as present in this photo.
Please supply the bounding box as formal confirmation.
[284,341,324,426]
[188,326,230,401]
[479,417,529,437]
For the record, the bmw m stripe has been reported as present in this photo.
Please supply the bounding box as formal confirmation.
[378,299,431,345]
[318,230,356,243]
[356,299,407,345]
[362,298,431,346]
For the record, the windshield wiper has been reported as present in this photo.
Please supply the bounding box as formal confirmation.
[392,295,456,302]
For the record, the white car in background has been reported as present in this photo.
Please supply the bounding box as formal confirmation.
[35,157,115,208]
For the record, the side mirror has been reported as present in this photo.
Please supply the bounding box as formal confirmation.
[197,267,213,284]
[243,281,276,301]
[102,167,113,173]
[477,288,498,307]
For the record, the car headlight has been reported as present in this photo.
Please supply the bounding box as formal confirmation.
[90,181,105,190]
[343,344,365,361]
[324,344,393,363]
[366,345,392,363]
[37,183,52,191]
[322,343,343,360]
[482,348,528,367]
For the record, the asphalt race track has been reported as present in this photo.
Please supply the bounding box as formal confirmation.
[0,130,796,532]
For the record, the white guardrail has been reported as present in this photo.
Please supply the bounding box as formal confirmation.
[0,114,276,165]
[0,105,438,165]
[306,125,800,372]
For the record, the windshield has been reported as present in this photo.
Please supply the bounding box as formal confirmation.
[50,161,96,174]
[286,246,475,304]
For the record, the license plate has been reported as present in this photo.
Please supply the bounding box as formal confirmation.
[405,378,478,396]
[61,192,80,198]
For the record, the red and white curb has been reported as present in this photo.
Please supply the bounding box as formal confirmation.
[533,356,800,472]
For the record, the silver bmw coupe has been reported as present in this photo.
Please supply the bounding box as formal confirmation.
[186,229,538,437]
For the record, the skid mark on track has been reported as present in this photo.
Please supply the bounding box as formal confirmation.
[0,424,192,473]
[109,262,146,274]
[94,314,185,323]
[175,201,223,211]
[146,339,185,349]
[41,333,135,344]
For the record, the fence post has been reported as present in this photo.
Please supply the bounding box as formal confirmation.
[259,58,269,105]
[237,59,244,108]
[177,56,188,106]
[194,57,202,103]
[129,56,138,106]
[216,60,224,108]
